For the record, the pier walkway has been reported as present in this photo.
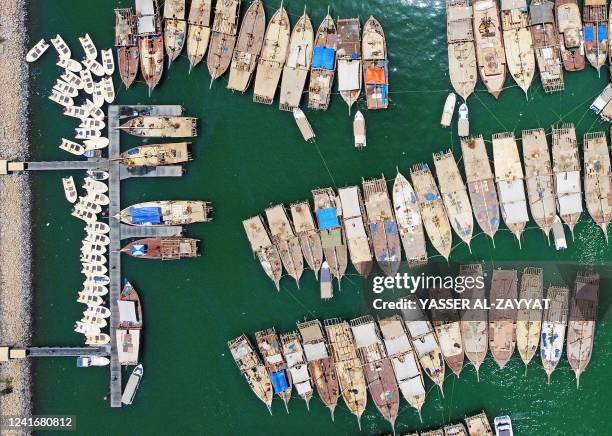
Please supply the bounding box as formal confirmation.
[27,346,110,357]
[26,159,108,171]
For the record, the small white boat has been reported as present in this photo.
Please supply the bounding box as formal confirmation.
[57,57,82,72]
[83,177,108,194]
[64,105,90,120]
[79,118,106,130]
[76,293,103,306]
[76,356,110,367]
[71,208,98,224]
[82,58,106,76]
[440,92,456,127]
[81,315,107,328]
[62,176,77,203]
[83,274,110,286]
[92,83,105,108]
[75,198,102,214]
[494,415,514,436]
[86,170,109,181]
[80,70,95,94]
[51,34,71,58]
[53,79,79,97]
[458,103,469,137]
[49,90,74,108]
[85,232,110,247]
[552,216,567,250]
[84,138,109,150]
[353,110,366,148]
[83,305,111,319]
[79,33,98,60]
[85,192,110,206]
[59,138,85,156]
[102,77,116,104]
[81,242,107,255]
[86,221,110,234]
[101,49,115,75]
[75,128,102,139]
[292,108,316,142]
[81,262,108,275]
[74,321,101,335]
[83,99,104,120]
[121,364,144,406]
[320,261,333,299]
[61,70,84,89]
[80,253,107,266]
[80,285,108,297]
[26,39,50,62]
[85,333,111,345]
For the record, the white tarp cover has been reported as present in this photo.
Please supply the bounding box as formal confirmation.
[405,320,430,337]
[298,324,323,342]
[135,0,154,15]
[351,323,379,348]
[295,381,312,395]
[558,193,583,215]
[117,300,137,323]
[135,0,156,34]
[447,6,472,22]
[303,342,327,361]
[383,335,411,356]
[338,187,362,218]
[500,0,527,11]
[498,180,529,223]
[137,16,155,34]
[555,171,581,195]
[411,333,437,355]
[266,354,283,364]
[392,355,419,380]
[290,365,310,384]
[338,60,360,91]
[401,377,426,396]
[284,351,301,367]
[343,216,368,239]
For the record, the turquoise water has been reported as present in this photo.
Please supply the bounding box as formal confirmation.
[27,0,612,434]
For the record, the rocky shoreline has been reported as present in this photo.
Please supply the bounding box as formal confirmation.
[0,0,33,421]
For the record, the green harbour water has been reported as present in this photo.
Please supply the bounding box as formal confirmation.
[27,0,612,434]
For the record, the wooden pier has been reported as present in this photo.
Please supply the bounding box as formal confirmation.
[26,346,110,357]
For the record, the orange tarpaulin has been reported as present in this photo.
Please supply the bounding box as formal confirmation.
[365,66,386,85]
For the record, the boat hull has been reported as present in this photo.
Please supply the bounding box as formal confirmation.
[187,25,210,68]
[467,179,500,240]
[165,19,187,62]
[139,34,164,92]
[207,32,237,80]
[363,358,399,424]
[369,220,401,276]
[308,358,340,414]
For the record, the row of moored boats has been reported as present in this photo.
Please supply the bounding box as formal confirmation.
[447,0,611,101]
[229,268,596,430]
[244,125,611,290]
[115,1,389,112]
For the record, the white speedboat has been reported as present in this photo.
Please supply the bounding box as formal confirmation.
[26,39,50,62]
[76,356,110,367]
[85,333,111,345]
[86,221,110,234]
[82,58,106,76]
[78,33,98,60]
[83,305,111,319]
[51,34,71,58]
[121,364,144,406]
[458,103,469,137]
[74,321,101,335]
[62,176,77,203]
[56,57,82,72]
[101,49,115,75]
[494,415,514,436]
[75,128,102,139]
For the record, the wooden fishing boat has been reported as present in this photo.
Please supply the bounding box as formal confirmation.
[120,142,191,167]
[445,423,469,436]
[583,0,608,74]
[292,108,315,141]
[186,0,212,72]
[401,295,446,392]
[227,0,265,91]
[119,116,197,137]
[362,16,388,109]
[459,264,488,380]
[353,111,366,148]
[516,267,544,370]
[79,33,97,60]
[279,11,314,111]
[378,315,426,419]
[530,0,565,92]
[308,14,337,110]
[207,0,240,82]
[567,271,599,387]
[118,281,143,330]
[228,334,274,412]
[465,412,494,435]
[521,128,556,239]
[253,5,290,104]
[350,316,399,431]
[312,188,348,284]
[500,0,535,94]
[429,287,465,377]
[121,237,198,260]
[446,0,477,101]
[551,123,582,238]
[433,150,474,250]
[255,327,293,412]
[265,204,304,286]
[473,0,506,98]
[289,201,324,278]
[556,0,585,71]
[337,18,362,112]
[410,163,453,261]
[242,216,283,290]
[362,175,402,276]
[392,171,427,266]
[460,136,500,244]
[324,318,367,429]
[50,34,71,59]
[489,269,518,369]
[422,430,444,436]
[120,200,212,226]
[492,132,529,246]
[163,0,187,64]
[337,186,374,277]
[280,332,314,409]
[117,330,141,365]
[136,0,164,94]
[62,176,77,203]
[540,286,569,383]
[583,132,611,240]
[26,39,50,63]
[296,319,340,418]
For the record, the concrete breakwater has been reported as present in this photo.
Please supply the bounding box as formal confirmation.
[0,0,32,420]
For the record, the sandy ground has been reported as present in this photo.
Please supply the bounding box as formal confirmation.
[0,0,32,421]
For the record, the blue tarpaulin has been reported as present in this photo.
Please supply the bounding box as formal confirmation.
[316,208,339,230]
[131,244,146,256]
[131,207,162,224]
[585,26,594,42]
[599,24,608,42]
[385,220,397,236]
[271,370,288,393]
[313,46,335,70]
[127,147,140,155]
